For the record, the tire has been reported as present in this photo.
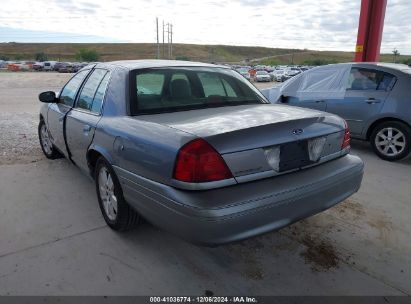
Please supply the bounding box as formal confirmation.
[38,120,62,159]
[95,157,140,231]
[370,121,411,161]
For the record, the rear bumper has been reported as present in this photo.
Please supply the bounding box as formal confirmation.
[115,154,364,246]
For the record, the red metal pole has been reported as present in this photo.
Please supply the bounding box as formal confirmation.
[354,0,387,62]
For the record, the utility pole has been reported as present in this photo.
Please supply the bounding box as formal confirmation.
[156,17,160,59]
[167,23,171,59]
[161,20,173,59]
[170,24,173,59]
[162,20,165,59]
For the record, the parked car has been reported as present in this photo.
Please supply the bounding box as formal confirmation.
[43,61,57,71]
[265,63,411,161]
[254,70,271,82]
[33,62,45,71]
[285,67,302,77]
[274,69,292,82]
[37,60,363,245]
[53,62,67,71]
[58,63,74,73]
[236,68,251,80]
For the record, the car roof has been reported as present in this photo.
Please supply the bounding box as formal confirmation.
[96,59,227,70]
[325,62,410,71]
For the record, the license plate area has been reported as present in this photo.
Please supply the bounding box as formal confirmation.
[279,141,312,172]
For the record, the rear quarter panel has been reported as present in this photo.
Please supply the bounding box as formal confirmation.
[362,70,411,138]
[92,116,195,185]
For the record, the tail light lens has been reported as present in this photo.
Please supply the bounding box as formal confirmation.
[173,139,233,183]
[341,121,350,149]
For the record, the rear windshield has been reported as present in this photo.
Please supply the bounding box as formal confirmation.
[130,67,268,115]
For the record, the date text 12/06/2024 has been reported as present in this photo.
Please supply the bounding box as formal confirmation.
[149,296,258,303]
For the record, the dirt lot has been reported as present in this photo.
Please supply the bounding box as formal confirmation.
[0,72,410,295]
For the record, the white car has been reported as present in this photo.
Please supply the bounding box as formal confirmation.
[43,61,57,71]
[273,69,287,82]
[254,70,271,82]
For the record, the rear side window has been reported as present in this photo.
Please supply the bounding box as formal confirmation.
[91,72,110,113]
[59,70,89,106]
[347,68,396,91]
[377,73,396,91]
[76,69,109,113]
[131,67,266,114]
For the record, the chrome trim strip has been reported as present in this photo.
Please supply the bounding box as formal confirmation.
[170,178,237,190]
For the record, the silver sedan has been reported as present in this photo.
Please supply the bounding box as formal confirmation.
[38,60,364,245]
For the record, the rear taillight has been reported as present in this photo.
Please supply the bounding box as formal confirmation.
[341,121,350,149]
[173,139,233,183]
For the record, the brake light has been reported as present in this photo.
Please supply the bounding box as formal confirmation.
[173,139,233,183]
[341,121,350,149]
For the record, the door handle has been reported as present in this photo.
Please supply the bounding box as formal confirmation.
[366,98,381,104]
[315,100,325,103]
[83,125,91,133]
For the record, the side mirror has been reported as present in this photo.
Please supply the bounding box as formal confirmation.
[39,91,57,103]
[280,95,289,103]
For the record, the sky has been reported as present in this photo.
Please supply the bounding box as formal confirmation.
[0,0,410,54]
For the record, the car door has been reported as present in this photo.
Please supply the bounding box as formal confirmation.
[286,96,327,111]
[65,69,111,172]
[47,70,90,156]
[326,68,395,137]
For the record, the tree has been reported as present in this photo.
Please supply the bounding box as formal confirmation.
[75,48,100,62]
[392,48,400,63]
[0,55,9,61]
[14,54,24,60]
[402,58,411,66]
[35,52,48,62]
[175,55,191,61]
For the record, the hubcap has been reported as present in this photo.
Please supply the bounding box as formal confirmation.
[98,167,118,221]
[375,127,406,157]
[40,123,53,155]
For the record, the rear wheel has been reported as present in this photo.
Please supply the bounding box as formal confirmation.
[95,157,140,231]
[370,121,411,161]
[38,120,61,159]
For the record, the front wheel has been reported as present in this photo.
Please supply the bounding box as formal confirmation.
[95,157,140,231]
[38,120,61,159]
[370,121,411,161]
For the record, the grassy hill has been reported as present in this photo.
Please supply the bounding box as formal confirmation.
[1,42,410,65]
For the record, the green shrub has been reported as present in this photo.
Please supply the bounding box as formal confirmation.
[75,48,100,62]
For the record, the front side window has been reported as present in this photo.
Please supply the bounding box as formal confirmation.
[131,67,267,114]
[59,70,89,106]
[76,69,108,112]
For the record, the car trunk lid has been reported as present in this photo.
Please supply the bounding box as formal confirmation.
[137,104,346,182]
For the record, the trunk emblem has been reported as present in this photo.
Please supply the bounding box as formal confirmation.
[292,128,304,135]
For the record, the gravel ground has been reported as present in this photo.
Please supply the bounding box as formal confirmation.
[0,72,71,165]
